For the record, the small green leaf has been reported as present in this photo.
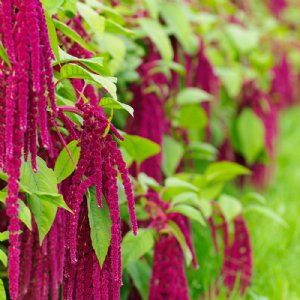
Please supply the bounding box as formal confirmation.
[60,63,118,100]
[77,2,105,41]
[168,220,193,266]
[87,187,112,267]
[243,192,266,204]
[126,260,151,300]
[42,0,64,15]
[224,24,260,54]
[53,19,94,52]
[0,42,11,68]
[0,231,8,242]
[121,134,160,164]
[55,140,81,183]
[0,249,7,267]
[0,279,6,300]
[20,158,61,244]
[168,205,206,226]
[178,105,207,130]
[244,205,288,228]
[237,108,265,164]
[176,88,212,106]
[219,194,243,223]
[122,229,154,269]
[0,192,32,230]
[18,199,32,230]
[63,0,77,18]
[34,192,72,213]
[138,18,173,63]
[44,11,60,61]
[162,135,184,177]
[205,161,251,183]
[160,2,197,54]
[100,97,134,116]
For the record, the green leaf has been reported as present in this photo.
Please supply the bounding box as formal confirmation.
[0,42,11,68]
[42,0,64,15]
[188,142,217,161]
[121,134,160,164]
[224,24,260,54]
[162,135,184,177]
[178,105,207,130]
[0,192,32,230]
[142,0,159,19]
[138,18,173,63]
[34,192,72,213]
[0,231,8,242]
[54,48,106,76]
[105,19,134,36]
[53,19,93,52]
[100,97,134,116]
[44,11,60,61]
[160,2,197,54]
[122,229,154,269]
[216,65,243,98]
[54,140,81,183]
[219,194,243,223]
[205,161,251,183]
[218,195,243,223]
[0,249,7,267]
[87,187,112,267]
[63,0,77,18]
[18,199,32,230]
[244,205,288,228]
[20,158,61,244]
[242,192,266,204]
[176,88,212,106]
[60,63,118,100]
[0,279,6,300]
[168,205,206,226]
[237,108,265,164]
[126,260,151,300]
[168,220,192,266]
[137,173,160,193]
[172,193,212,218]
[77,2,105,41]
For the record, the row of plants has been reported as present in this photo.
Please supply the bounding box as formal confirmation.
[0,0,298,299]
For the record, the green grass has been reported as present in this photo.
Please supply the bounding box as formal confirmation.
[245,107,300,299]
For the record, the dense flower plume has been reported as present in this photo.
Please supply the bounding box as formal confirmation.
[0,0,57,297]
[210,215,252,296]
[149,235,189,300]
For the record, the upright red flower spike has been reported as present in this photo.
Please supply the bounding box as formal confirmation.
[149,235,190,300]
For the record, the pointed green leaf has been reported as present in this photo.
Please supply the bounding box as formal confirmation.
[162,135,184,177]
[168,220,193,266]
[205,161,251,183]
[126,260,151,300]
[0,279,6,300]
[60,63,117,100]
[53,19,94,52]
[176,88,213,106]
[138,18,173,63]
[0,42,11,68]
[77,2,105,41]
[54,140,81,183]
[121,134,160,164]
[219,194,243,223]
[237,108,265,164]
[0,249,7,267]
[122,229,154,269]
[168,205,206,226]
[87,187,112,267]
